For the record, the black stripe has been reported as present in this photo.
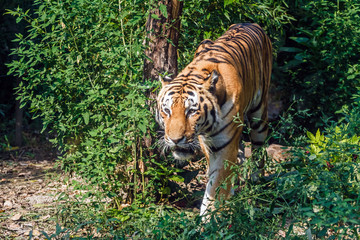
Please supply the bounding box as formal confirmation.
[230,39,247,72]
[206,57,228,64]
[209,45,237,63]
[226,44,243,63]
[250,120,263,130]
[204,123,213,132]
[184,70,193,77]
[208,168,218,177]
[249,102,262,114]
[195,48,211,57]
[189,80,201,85]
[210,120,233,137]
[210,133,238,152]
[185,91,194,96]
[184,84,196,90]
[258,124,268,134]
[203,104,208,123]
[210,109,216,122]
[222,104,234,119]
[177,74,185,78]
[200,39,214,45]
[189,74,204,79]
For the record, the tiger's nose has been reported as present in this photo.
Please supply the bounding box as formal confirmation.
[170,136,185,144]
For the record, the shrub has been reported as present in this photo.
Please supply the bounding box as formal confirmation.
[7,0,157,204]
[278,0,360,128]
[278,103,360,238]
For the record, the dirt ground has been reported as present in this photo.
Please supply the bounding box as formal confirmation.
[0,145,63,239]
[0,143,291,239]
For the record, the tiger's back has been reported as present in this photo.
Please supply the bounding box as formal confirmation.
[156,23,272,216]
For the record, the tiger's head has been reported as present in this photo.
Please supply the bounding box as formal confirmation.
[156,68,225,160]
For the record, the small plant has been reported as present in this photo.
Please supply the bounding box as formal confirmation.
[307,128,359,166]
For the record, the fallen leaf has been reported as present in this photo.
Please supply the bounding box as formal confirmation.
[18,171,31,177]
[4,200,13,209]
[10,213,22,221]
[40,214,51,221]
[23,222,34,227]
[8,223,21,231]
[32,229,41,236]
[24,229,40,236]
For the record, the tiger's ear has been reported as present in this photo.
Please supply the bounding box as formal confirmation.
[204,70,219,91]
[159,75,172,87]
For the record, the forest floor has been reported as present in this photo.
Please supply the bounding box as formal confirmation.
[0,139,291,239]
[0,143,65,239]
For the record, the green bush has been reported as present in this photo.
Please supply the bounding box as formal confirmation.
[278,103,360,238]
[7,0,157,203]
[278,0,360,128]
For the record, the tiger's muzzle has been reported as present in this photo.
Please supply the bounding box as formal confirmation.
[165,135,199,160]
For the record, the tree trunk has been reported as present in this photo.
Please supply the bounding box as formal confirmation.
[143,0,183,148]
[139,1,183,199]
[143,0,183,91]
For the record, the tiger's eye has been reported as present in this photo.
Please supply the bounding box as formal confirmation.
[163,108,171,115]
[187,109,197,117]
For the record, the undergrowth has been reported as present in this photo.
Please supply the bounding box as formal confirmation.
[32,102,360,239]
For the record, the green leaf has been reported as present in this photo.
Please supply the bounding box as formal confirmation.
[159,4,168,18]
[290,36,309,44]
[107,137,119,144]
[224,11,230,21]
[89,130,98,137]
[138,123,146,134]
[307,131,315,141]
[279,47,302,53]
[169,175,184,183]
[151,14,160,20]
[82,112,90,125]
[224,0,236,7]
[315,129,321,141]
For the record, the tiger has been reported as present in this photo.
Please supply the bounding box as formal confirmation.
[156,23,272,216]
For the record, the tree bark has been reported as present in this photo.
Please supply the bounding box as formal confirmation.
[143,0,183,88]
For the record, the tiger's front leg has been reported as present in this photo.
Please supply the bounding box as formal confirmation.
[199,133,241,216]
